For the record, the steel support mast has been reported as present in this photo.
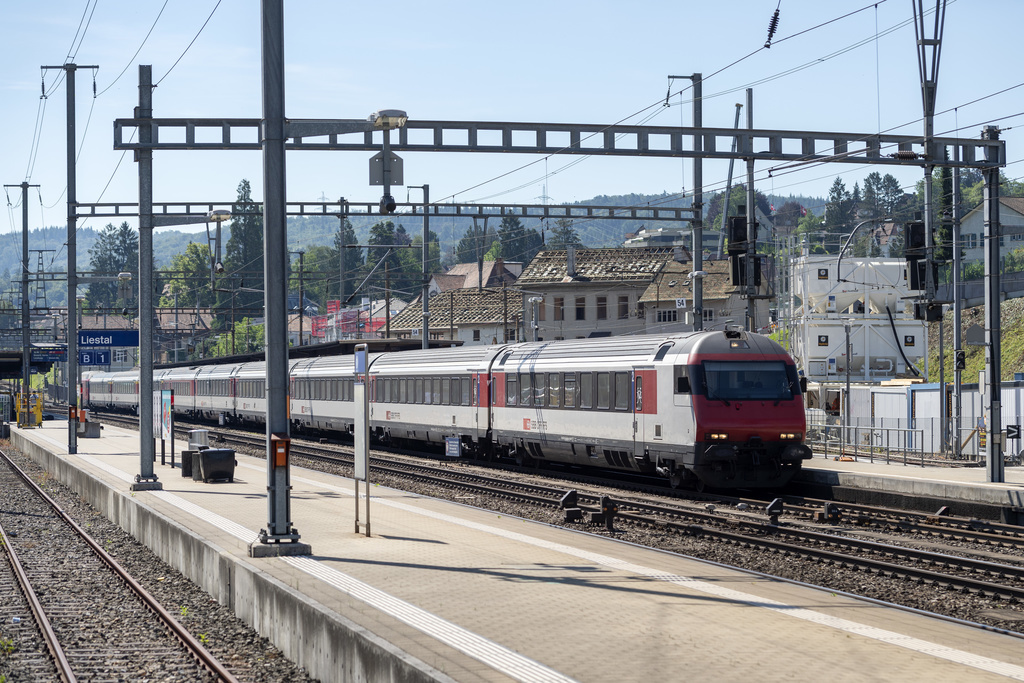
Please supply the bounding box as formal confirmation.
[256,0,309,554]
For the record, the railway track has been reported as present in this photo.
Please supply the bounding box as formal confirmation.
[91,411,1024,630]
[0,447,239,682]
[166,420,1024,602]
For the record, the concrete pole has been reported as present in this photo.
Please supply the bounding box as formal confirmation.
[258,0,306,551]
[982,126,1003,483]
[745,88,756,332]
[134,65,159,487]
[690,73,703,331]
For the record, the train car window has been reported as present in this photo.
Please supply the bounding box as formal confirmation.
[614,373,630,410]
[635,376,643,411]
[427,378,436,405]
[463,377,471,406]
[579,373,593,409]
[597,373,611,409]
[654,344,673,361]
[548,373,561,407]
[520,373,533,407]
[534,373,546,406]
[399,378,407,403]
[506,375,517,406]
[413,377,422,404]
[499,351,513,366]
[452,378,462,406]
[442,378,451,405]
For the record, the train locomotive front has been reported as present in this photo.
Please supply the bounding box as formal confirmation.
[656,329,811,489]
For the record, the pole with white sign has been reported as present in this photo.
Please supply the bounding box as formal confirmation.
[353,344,371,536]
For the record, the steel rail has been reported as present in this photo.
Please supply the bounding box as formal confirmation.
[0,518,76,683]
[0,448,240,683]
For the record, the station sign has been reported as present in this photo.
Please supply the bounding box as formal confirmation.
[78,330,139,347]
[79,350,111,366]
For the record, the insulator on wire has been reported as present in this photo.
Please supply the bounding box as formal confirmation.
[764,9,780,48]
[891,150,920,160]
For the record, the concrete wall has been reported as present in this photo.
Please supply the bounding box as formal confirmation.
[11,431,451,683]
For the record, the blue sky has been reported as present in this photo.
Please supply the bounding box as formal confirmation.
[2,0,1021,251]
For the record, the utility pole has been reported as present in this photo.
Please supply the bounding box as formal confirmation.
[952,151,962,459]
[982,125,1003,483]
[408,184,430,349]
[257,0,308,553]
[4,182,39,423]
[384,262,391,339]
[43,62,96,454]
[745,88,757,332]
[289,250,304,346]
[133,65,160,489]
[689,74,704,330]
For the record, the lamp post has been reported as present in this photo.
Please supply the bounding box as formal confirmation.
[205,210,231,290]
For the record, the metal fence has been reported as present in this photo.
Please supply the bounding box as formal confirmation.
[805,411,1024,466]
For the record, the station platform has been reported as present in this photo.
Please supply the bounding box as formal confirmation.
[9,421,1024,683]
[797,452,1024,522]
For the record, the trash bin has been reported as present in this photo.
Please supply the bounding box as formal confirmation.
[188,429,210,449]
[196,448,236,483]
[77,421,101,438]
[181,450,193,478]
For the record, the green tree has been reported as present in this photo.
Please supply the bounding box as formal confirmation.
[823,177,854,246]
[159,242,214,308]
[222,179,264,317]
[879,173,913,221]
[333,216,362,303]
[495,215,543,263]
[454,223,498,264]
[546,218,582,250]
[87,221,139,310]
[705,185,771,232]
[860,171,883,220]
[299,245,336,312]
[773,200,803,235]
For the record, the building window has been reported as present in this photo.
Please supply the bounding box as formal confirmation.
[596,296,607,320]
[575,296,586,321]
[703,309,715,323]
[472,329,481,341]
[554,297,564,321]
[114,349,127,364]
[618,295,629,320]
[538,300,546,321]
[656,309,677,323]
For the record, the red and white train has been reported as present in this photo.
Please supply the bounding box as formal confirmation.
[83,330,812,489]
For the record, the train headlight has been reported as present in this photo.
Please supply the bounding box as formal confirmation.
[779,432,801,440]
[705,432,729,441]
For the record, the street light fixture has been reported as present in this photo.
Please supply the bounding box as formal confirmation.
[369,109,408,129]
[205,210,232,286]
[370,110,408,215]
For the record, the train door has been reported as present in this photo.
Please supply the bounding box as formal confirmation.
[632,367,646,458]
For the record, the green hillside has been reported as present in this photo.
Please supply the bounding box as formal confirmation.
[927,297,1024,383]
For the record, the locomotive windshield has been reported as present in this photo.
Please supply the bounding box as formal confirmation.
[699,360,797,402]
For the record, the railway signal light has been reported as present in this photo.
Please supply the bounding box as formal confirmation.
[379,193,397,215]
[727,215,748,255]
[954,350,966,370]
